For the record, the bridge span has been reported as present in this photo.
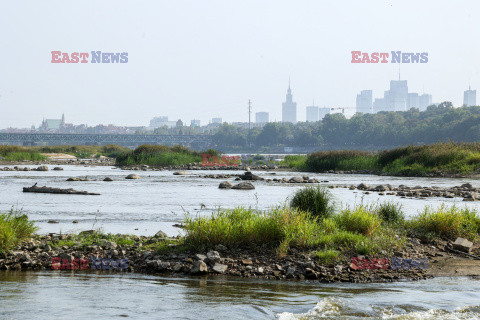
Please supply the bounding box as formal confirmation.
[0,133,213,150]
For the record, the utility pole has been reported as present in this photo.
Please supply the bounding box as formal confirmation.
[248,99,252,148]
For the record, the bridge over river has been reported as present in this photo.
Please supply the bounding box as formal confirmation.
[0,133,213,149]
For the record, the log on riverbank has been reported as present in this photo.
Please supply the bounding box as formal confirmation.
[22,184,100,195]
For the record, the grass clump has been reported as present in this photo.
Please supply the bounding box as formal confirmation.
[375,202,405,224]
[0,209,37,253]
[312,249,340,264]
[334,207,382,237]
[410,205,480,241]
[184,206,321,256]
[290,186,335,219]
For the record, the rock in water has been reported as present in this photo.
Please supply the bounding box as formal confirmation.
[190,260,208,274]
[36,165,49,171]
[212,263,228,274]
[53,167,64,171]
[173,171,188,175]
[125,174,140,179]
[103,177,113,181]
[453,237,473,253]
[218,181,233,189]
[231,182,255,190]
[288,176,304,183]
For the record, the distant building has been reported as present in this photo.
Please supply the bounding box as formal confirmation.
[255,112,269,123]
[407,93,419,109]
[356,90,373,114]
[419,94,432,111]
[306,106,319,122]
[190,119,201,127]
[149,116,176,129]
[367,79,432,113]
[211,118,222,124]
[464,86,477,107]
[318,107,331,120]
[40,114,66,131]
[282,82,297,123]
[176,119,183,127]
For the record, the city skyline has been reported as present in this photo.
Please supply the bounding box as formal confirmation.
[1,1,480,128]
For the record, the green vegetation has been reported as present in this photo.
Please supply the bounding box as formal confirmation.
[312,249,340,264]
[302,142,480,176]
[0,209,37,253]
[409,205,480,241]
[375,202,405,224]
[115,144,214,166]
[305,150,378,172]
[212,103,480,150]
[0,144,130,161]
[50,230,136,249]
[290,186,334,219]
[280,155,307,168]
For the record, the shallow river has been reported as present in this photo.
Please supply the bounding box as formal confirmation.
[1,165,480,319]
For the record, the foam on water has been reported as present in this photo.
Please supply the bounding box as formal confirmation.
[278,297,480,320]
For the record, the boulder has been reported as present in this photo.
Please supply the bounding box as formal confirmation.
[154,230,168,238]
[206,251,221,263]
[212,263,228,274]
[453,237,473,253]
[53,167,64,171]
[173,171,188,175]
[194,254,207,261]
[238,171,263,181]
[218,181,233,189]
[374,185,388,192]
[125,174,140,179]
[36,166,49,171]
[190,260,208,274]
[231,182,255,190]
[357,183,369,190]
[289,176,304,183]
[103,177,113,182]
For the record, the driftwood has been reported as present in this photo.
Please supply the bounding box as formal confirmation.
[23,183,100,195]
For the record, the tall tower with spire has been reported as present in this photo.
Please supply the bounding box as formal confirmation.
[282,79,297,123]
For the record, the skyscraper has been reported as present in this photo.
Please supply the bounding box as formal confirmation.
[306,106,319,122]
[356,90,373,114]
[464,86,477,107]
[408,93,419,109]
[385,80,408,111]
[282,81,297,123]
[255,112,269,123]
[419,94,432,111]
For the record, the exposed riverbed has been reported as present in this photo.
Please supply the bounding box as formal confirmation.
[1,165,480,319]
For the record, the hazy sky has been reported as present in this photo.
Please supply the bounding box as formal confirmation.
[1,0,479,129]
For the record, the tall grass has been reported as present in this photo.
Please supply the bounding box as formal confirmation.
[0,209,37,253]
[301,142,480,176]
[305,150,378,172]
[281,155,307,169]
[115,144,209,166]
[410,205,480,241]
[290,186,334,219]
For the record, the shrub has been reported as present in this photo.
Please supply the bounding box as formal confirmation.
[334,207,381,237]
[290,186,335,219]
[0,209,37,253]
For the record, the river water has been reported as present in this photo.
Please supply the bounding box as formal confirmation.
[1,165,480,319]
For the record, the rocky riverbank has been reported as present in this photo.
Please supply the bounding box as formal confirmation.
[1,232,479,283]
[0,157,114,167]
